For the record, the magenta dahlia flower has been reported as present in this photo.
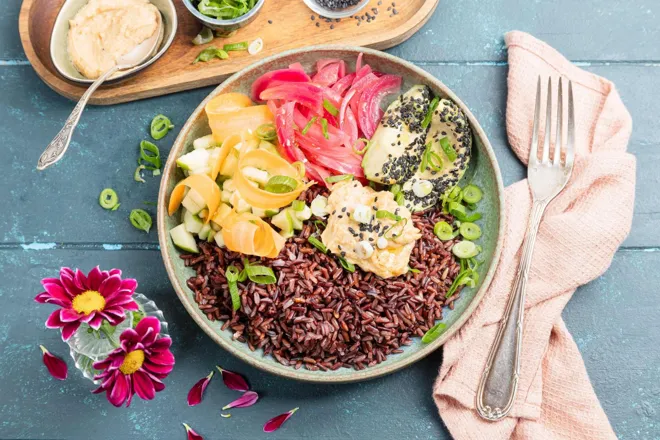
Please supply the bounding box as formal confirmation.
[92,316,174,407]
[35,267,139,341]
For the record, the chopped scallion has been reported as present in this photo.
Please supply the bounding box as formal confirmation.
[422,322,446,343]
[139,140,161,170]
[292,200,305,212]
[256,123,277,142]
[301,117,317,135]
[264,175,298,193]
[439,137,457,161]
[320,118,329,139]
[134,165,146,183]
[323,99,339,116]
[421,97,440,129]
[376,210,401,221]
[308,236,328,253]
[223,41,249,52]
[325,174,353,184]
[129,209,152,233]
[337,255,355,272]
[150,114,174,140]
[352,138,371,156]
[99,188,119,210]
[244,264,276,284]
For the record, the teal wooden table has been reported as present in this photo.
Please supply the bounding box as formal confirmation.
[1,1,659,439]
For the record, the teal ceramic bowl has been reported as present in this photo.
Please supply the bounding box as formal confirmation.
[157,46,504,383]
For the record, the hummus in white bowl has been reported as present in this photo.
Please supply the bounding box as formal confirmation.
[67,0,161,79]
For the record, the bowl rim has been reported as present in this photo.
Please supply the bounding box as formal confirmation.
[49,0,178,85]
[157,45,505,383]
[181,0,265,26]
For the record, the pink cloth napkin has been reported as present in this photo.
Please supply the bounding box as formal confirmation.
[433,31,636,439]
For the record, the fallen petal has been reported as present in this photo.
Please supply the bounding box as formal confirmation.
[187,371,214,407]
[183,423,203,440]
[222,391,259,410]
[40,345,68,380]
[216,366,249,392]
[263,407,299,433]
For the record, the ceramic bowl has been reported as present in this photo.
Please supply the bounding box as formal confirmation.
[158,46,505,383]
[49,0,177,84]
[181,0,264,33]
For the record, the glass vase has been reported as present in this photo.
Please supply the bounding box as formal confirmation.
[66,293,169,383]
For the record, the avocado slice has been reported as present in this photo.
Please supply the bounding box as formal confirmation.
[400,98,472,212]
[362,85,431,184]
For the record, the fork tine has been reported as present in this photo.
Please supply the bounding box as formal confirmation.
[553,78,563,165]
[566,80,575,168]
[529,76,541,165]
[542,77,552,164]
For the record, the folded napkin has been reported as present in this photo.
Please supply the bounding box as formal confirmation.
[433,31,636,439]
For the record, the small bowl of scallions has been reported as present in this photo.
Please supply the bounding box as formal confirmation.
[183,0,264,32]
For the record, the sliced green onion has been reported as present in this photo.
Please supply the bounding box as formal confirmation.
[99,188,119,210]
[421,96,440,129]
[459,222,482,240]
[256,123,277,141]
[129,209,152,233]
[433,221,454,241]
[143,201,157,206]
[192,27,214,45]
[395,192,405,206]
[229,280,240,311]
[194,46,229,64]
[439,137,457,161]
[226,265,240,282]
[384,218,408,239]
[150,114,174,140]
[352,138,371,156]
[320,118,329,140]
[264,175,298,193]
[223,41,249,52]
[448,186,461,200]
[139,140,161,170]
[153,169,161,176]
[419,142,430,172]
[325,174,353,184]
[301,116,317,135]
[337,255,355,272]
[134,165,146,183]
[244,265,276,284]
[465,212,482,222]
[408,266,421,274]
[452,240,478,259]
[448,201,467,220]
[427,151,444,172]
[308,236,328,253]
[323,99,339,116]
[313,219,326,230]
[292,200,305,212]
[422,322,447,343]
[390,184,401,195]
[376,210,401,221]
[291,161,306,179]
[111,203,121,211]
[462,185,483,204]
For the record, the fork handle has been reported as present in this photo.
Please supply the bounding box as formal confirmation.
[476,199,547,421]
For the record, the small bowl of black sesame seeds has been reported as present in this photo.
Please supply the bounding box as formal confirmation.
[303,0,370,19]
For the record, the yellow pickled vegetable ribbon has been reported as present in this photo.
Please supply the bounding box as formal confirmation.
[206,92,274,145]
[221,212,286,258]
[168,174,221,222]
[234,149,312,210]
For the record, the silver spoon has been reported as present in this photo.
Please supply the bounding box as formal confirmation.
[37,20,163,171]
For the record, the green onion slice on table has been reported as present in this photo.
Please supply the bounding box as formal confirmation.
[223,41,249,52]
[192,27,214,45]
[99,188,119,210]
[139,140,161,170]
[150,114,174,140]
[194,46,229,64]
[129,209,152,233]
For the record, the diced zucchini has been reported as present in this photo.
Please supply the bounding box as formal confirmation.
[198,208,209,219]
[223,179,235,192]
[170,224,199,253]
[251,207,268,218]
[214,231,226,248]
[287,208,303,231]
[220,153,238,176]
[198,223,212,240]
[259,140,279,156]
[210,222,221,232]
[295,205,312,221]
[193,134,216,150]
[188,166,211,176]
[242,166,269,186]
[182,188,205,215]
[271,210,293,234]
[279,230,295,239]
[311,195,329,218]
[221,189,233,204]
[184,209,203,234]
[211,203,232,227]
[265,208,280,217]
[176,148,210,171]
[207,147,222,169]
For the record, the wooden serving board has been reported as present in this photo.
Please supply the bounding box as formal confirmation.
[19,0,439,105]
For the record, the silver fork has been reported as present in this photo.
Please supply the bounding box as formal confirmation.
[476,77,575,421]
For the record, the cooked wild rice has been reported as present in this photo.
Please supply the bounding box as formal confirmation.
[182,187,462,371]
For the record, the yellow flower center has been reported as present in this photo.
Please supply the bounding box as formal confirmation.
[119,350,145,375]
[71,290,106,315]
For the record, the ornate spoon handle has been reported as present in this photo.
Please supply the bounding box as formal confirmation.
[476,199,546,421]
[37,66,119,171]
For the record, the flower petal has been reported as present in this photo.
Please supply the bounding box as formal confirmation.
[187,371,214,407]
[43,281,73,302]
[222,391,259,410]
[61,322,81,341]
[135,316,160,345]
[143,359,174,376]
[148,348,175,366]
[133,370,156,401]
[120,278,138,294]
[45,309,64,329]
[59,308,82,323]
[109,268,122,277]
[108,373,130,407]
[263,408,299,433]
[98,274,122,298]
[87,266,104,290]
[183,423,203,440]
[87,314,105,330]
[74,269,89,290]
[149,337,172,352]
[40,345,67,380]
[60,271,83,296]
[216,366,250,392]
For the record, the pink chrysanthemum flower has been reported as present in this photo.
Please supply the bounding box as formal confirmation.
[35,267,139,341]
[92,316,174,407]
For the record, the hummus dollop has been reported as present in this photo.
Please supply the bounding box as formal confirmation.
[321,180,421,279]
[67,0,160,79]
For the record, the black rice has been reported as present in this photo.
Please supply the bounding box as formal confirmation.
[181,187,462,371]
